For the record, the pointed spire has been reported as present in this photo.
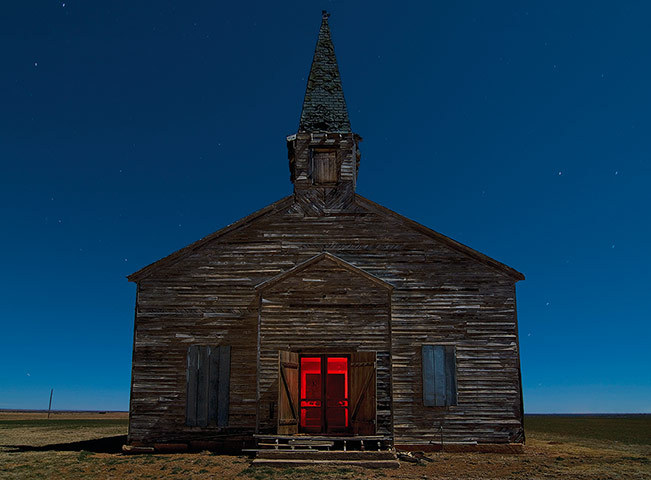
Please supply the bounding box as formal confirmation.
[299,11,351,133]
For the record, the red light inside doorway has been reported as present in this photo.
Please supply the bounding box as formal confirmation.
[300,357,322,429]
[299,356,350,431]
[327,357,348,427]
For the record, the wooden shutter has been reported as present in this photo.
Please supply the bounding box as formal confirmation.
[350,351,376,435]
[312,150,337,184]
[186,345,199,425]
[444,346,457,406]
[196,345,210,426]
[216,346,231,427]
[277,350,299,434]
[186,345,230,427]
[422,345,457,407]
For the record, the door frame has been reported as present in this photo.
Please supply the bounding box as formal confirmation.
[298,353,351,434]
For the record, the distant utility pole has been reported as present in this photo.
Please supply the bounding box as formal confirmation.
[47,389,53,419]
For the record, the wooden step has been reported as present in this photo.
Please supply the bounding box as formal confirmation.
[253,434,391,442]
[251,458,400,469]
[255,443,332,449]
[256,450,397,461]
[288,439,334,447]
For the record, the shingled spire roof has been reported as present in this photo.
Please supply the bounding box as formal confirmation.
[298,11,351,133]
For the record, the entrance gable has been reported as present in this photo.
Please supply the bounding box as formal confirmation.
[255,252,393,294]
[256,252,392,435]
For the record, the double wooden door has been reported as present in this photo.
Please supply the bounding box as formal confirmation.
[277,351,376,435]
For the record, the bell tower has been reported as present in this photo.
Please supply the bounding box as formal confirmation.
[287,11,362,214]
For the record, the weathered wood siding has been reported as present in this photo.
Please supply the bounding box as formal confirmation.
[289,132,359,214]
[128,195,523,445]
[257,255,392,435]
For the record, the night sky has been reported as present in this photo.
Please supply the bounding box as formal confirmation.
[2,1,649,413]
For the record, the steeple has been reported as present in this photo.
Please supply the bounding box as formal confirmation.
[287,11,361,215]
[299,11,351,133]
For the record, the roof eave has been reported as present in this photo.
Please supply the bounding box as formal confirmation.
[126,195,294,283]
[355,194,525,282]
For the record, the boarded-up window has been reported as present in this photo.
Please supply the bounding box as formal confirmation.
[422,345,457,407]
[186,345,230,427]
[311,149,338,184]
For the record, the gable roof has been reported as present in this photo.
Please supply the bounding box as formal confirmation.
[255,252,394,292]
[298,11,351,133]
[128,195,524,283]
[355,194,525,281]
[126,196,294,282]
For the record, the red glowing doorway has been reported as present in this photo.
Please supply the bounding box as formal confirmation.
[299,355,349,434]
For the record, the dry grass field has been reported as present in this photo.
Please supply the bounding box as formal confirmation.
[0,411,649,479]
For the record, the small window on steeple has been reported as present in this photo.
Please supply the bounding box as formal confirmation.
[311,149,338,185]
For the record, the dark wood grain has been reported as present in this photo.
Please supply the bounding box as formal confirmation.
[277,351,299,434]
[127,192,523,447]
[350,351,377,435]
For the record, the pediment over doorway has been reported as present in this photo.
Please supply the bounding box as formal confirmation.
[255,252,394,294]
[255,251,393,436]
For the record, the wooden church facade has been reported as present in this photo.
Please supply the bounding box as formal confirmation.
[127,13,525,451]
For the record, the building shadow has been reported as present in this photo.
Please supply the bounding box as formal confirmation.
[2,435,127,454]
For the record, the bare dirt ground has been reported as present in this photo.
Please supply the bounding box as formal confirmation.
[0,412,649,479]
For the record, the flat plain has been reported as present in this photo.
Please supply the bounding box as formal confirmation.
[0,412,648,479]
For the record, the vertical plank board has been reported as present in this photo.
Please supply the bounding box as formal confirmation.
[422,345,435,407]
[445,346,457,406]
[186,345,199,426]
[307,149,314,180]
[433,345,446,407]
[196,345,209,427]
[315,155,324,182]
[208,346,220,426]
[324,152,337,182]
[217,345,231,427]
[350,351,377,435]
[277,350,299,434]
[312,150,338,183]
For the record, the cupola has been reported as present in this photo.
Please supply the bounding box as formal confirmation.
[287,11,362,214]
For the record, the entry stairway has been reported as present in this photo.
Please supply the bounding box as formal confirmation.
[248,435,400,468]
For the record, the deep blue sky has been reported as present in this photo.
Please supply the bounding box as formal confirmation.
[1,1,649,413]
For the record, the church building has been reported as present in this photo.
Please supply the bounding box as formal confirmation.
[126,12,525,456]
